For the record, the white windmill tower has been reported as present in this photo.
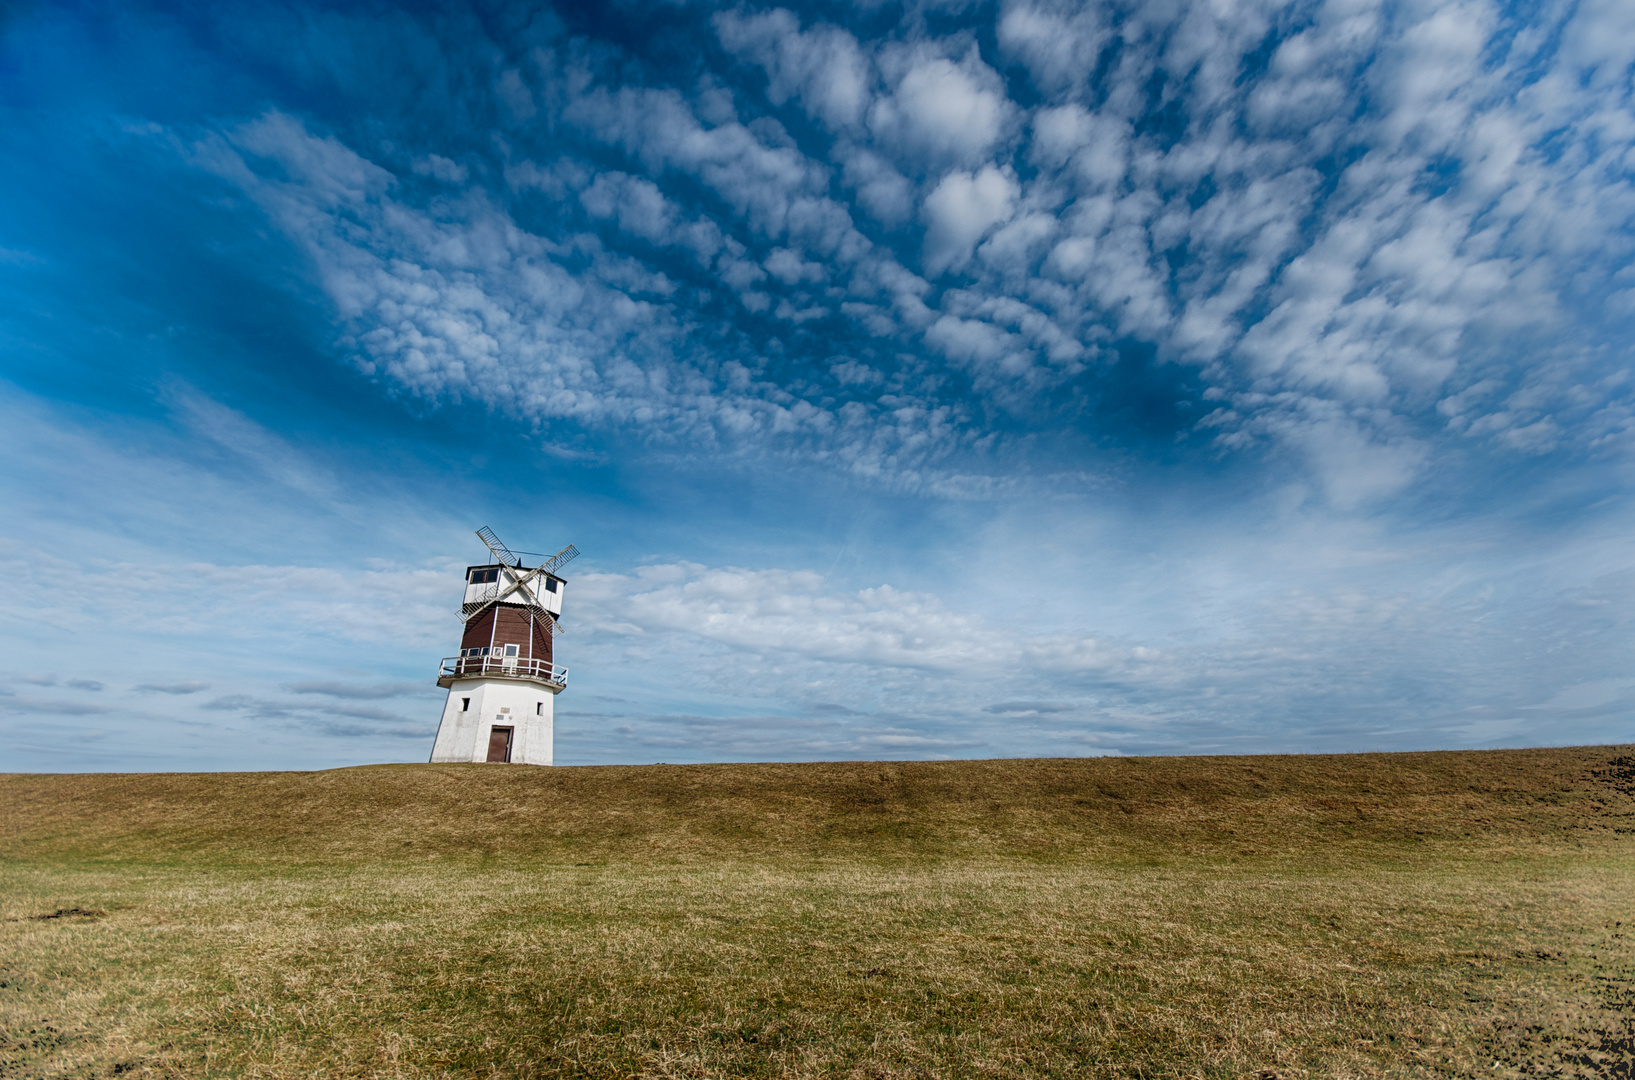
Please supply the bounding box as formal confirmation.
[429,527,578,765]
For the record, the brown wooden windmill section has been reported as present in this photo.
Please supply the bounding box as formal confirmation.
[458,605,553,664]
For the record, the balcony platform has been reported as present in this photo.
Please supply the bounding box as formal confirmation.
[437,655,568,692]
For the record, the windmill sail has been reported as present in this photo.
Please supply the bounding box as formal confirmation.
[475,526,521,568]
[540,544,579,576]
[460,563,564,634]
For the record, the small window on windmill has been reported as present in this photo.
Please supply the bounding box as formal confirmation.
[536,702,543,716]
[461,697,470,712]
[544,578,558,593]
[504,644,519,657]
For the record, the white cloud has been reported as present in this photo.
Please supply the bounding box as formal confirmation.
[412,154,468,184]
[839,146,916,224]
[997,0,1111,95]
[136,681,211,694]
[715,9,872,130]
[921,165,1018,276]
[565,86,830,237]
[869,46,1014,168]
[190,113,961,480]
[976,212,1057,275]
[1278,413,1429,510]
[577,170,724,262]
[1031,106,1130,191]
[763,246,826,285]
[574,563,1142,677]
[495,68,536,123]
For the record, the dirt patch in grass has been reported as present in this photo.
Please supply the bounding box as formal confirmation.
[18,908,108,922]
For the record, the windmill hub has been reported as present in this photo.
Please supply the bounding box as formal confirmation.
[429,528,578,766]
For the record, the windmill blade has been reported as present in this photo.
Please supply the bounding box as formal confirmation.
[475,526,521,568]
[460,598,495,622]
[523,599,563,635]
[540,543,579,576]
[500,566,564,635]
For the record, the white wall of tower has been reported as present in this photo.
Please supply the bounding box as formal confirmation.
[429,679,556,766]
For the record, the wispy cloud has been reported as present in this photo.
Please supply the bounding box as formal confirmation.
[286,681,428,700]
[136,681,211,695]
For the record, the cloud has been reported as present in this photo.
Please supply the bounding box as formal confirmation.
[287,681,427,699]
[201,691,430,736]
[3,536,450,652]
[184,111,988,488]
[869,46,1013,168]
[573,563,1145,681]
[983,701,1074,715]
[564,87,830,237]
[1277,414,1429,510]
[921,165,1018,276]
[412,154,467,184]
[0,696,117,717]
[998,0,1115,96]
[136,681,211,695]
[715,9,871,131]
[161,384,339,498]
[838,147,915,224]
[136,0,1635,507]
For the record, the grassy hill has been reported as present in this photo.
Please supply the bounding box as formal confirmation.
[3,748,1633,1078]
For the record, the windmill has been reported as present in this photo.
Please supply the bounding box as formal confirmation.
[461,526,577,636]
[429,527,578,766]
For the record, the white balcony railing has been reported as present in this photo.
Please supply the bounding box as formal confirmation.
[438,655,568,687]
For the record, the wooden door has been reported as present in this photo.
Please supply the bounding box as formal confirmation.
[486,726,513,763]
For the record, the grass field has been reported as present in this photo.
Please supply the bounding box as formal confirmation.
[3,748,1633,1079]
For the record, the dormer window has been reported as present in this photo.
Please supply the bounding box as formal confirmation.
[468,567,500,584]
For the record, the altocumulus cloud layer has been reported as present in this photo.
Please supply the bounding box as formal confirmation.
[164,0,1635,499]
[0,0,1633,769]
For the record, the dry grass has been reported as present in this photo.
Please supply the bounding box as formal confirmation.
[2,748,1633,1078]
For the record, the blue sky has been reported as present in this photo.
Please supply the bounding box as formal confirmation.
[2,0,1632,771]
